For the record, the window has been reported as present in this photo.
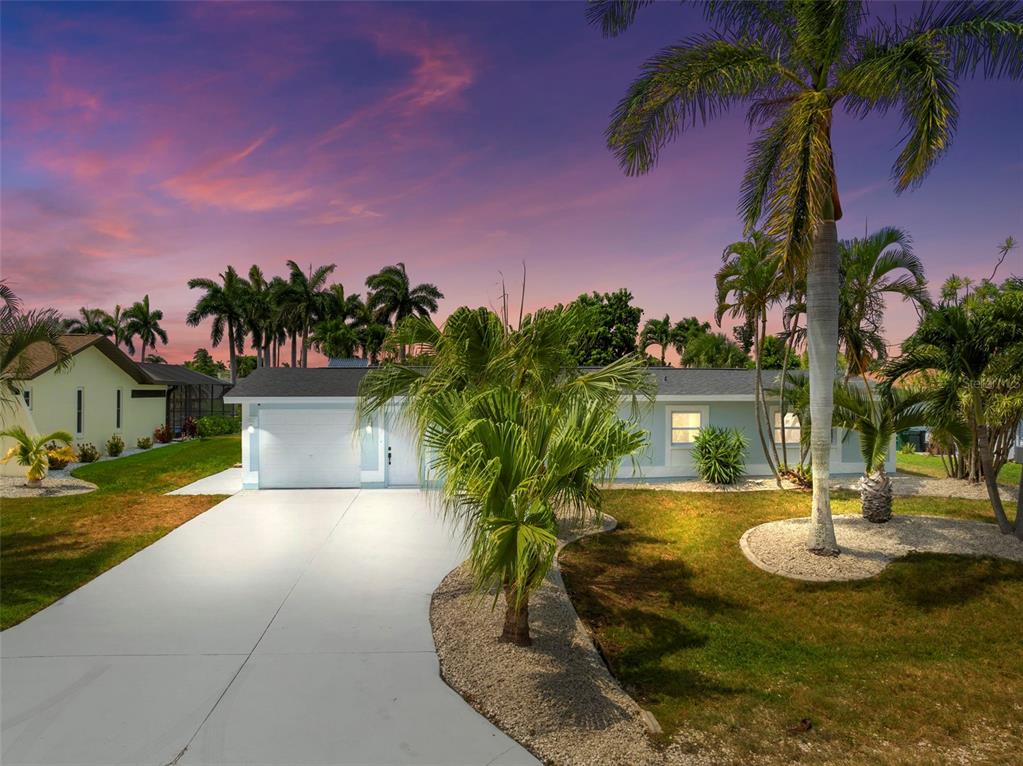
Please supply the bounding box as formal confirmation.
[773,411,800,444]
[22,388,31,410]
[115,389,123,430]
[76,388,84,435]
[670,411,702,445]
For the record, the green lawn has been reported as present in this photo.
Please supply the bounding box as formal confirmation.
[897,450,1021,488]
[561,490,1023,765]
[0,436,240,629]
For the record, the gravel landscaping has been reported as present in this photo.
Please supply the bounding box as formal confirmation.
[740,514,1023,581]
[0,475,97,498]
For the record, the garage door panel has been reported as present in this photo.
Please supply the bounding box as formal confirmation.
[259,409,360,489]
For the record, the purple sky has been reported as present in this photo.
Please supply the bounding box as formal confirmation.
[2,1,1021,364]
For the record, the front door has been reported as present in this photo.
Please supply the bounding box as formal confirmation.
[387,422,420,486]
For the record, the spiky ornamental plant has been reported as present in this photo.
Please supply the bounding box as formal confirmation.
[590,0,1023,555]
[691,426,749,485]
[1,427,73,486]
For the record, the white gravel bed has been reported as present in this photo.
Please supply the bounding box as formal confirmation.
[0,475,97,498]
[610,477,795,492]
[834,473,1019,501]
[740,514,1023,581]
[431,514,664,766]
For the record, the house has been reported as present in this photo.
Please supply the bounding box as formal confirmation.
[225,366,890,490]
[2,335,168,473]
[138,363,236,437]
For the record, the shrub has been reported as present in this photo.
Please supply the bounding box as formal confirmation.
[47,443,78,470]
[181,417,198,439]
[691,426,748,484]
[77,442,100,463]
[137,436,153,450]
[106,434,125,457]
[196,415,241,438]
[899,441,916,455]
[783,464,813,489]
[153,424,172,444]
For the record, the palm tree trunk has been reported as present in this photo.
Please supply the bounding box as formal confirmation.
[753,315,780,485]
[806,220,840,556]
[660,345,666,365]
[500,585,531,646]
[860,468,893,523]
[138,341,147,363]
[227,321,238,385]
[290,331,297,368]
[301,322,309,368]
[976,420,1011,533]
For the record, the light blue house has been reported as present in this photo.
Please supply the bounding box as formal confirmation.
[225,367,888,490]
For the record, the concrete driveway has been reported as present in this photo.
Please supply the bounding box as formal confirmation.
[1,490,537,766]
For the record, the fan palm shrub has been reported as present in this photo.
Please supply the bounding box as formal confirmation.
[691,426,749,485]
[1,427,73,486]
[360,305,652,645]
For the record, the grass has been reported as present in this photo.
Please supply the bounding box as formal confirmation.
[561,489,1023,765]
[897,450,1021,489]
[0,436,240,629]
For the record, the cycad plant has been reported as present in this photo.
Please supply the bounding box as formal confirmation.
[1,427,74,487]
[360,305,651,645]
[832,382,929,523]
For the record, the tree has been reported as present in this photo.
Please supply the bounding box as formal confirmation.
[187,268,248,384]
[680,331,750,369]
[639,314,673,365]
[287,261,336,368]
[243,265,273,369]
[63,307,112,336]
[184,348,228,378]
[885,285,1023,538]
[0,426,73,487]
[566,289,643,365]
[591,0,1023,555]
[671,316,711,360]
[760,334,802,369]
[310,319,360,360]
[236,355,257,378]
[124,295,168,364]
[359,306,652,645]
[832,382,928,523]
[366,263,443,362]
[0,282,72,408]
[143,354,167,364]
[109,305,134,355]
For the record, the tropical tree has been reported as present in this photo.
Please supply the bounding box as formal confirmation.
[124,295,168,364]
[832,381,929,523]
[267,276,295,367]
[591,0,1023,555]
[715,230,786,481]
[63,307,113,336]
[109,304,134,355]
[0,282,71,407]
[310,319,360,360]
[639,314,674,364]
[359,306,652,645]
[680,330,750,369]
[670,316,711,361]
[143,354,167,364]
[243,266,274,369]
[184,348,228,378]
[366,263,443,362]
[565,289,643,365]
[287,261,336,368]
[187,268,248,383]
[1,426,73,486]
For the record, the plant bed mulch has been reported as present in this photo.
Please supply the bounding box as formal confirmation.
[0,475,97,498]
[740,514,1023,581]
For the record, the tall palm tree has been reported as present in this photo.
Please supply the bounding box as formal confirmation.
[715,230,785,482]
[359,306,652,645]
[266,276,293,367]
[286,261,335,368]
[679,331,750,369]
[124,295,168,364]
[63,307,113,336]
[591,0,1023,555]
[0,281,71,408]
[366,263,444,362]
[108,304,134,355]
[242,266,277,369]
[670,316,711,362]
[639,314,673,364]
[832,381,929,523]
[187,269,248,383]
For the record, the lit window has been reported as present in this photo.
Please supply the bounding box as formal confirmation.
[670,411,702,445]
[773,411,800,444]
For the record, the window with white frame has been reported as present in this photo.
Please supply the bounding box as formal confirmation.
[115,389,123,430]
[76,388,85,435]
[670,410,702,445]
[773,410,800,444]
[21,388,31,410]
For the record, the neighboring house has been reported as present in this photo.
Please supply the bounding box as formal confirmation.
[226,367,890,490]
[138,363,236,437]
[2,335,167,473]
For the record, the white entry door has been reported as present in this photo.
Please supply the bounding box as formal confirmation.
[387,422,421,486]
[258,408,360,488]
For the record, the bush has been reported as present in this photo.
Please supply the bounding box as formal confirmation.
[181,417,198,439]
[899,441,916,455]
[691,426,748,485]
[153,424,172,444]
[783,464,813,489]
[47,443,77,470]
[196,415,241,438]
[77,442,100,463]
[106,434,125,457]
[137,436,153,450]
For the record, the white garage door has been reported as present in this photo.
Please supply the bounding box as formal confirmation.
[258,408,361,488]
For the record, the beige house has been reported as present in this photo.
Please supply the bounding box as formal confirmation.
[2,335,167,475]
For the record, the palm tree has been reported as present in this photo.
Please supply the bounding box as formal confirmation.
[0,426,74,487]
[243,266,273,369]
[109,304,135,355]
[187,268,248,383]
[680,331,750,369]
[125,295,168,364]
[639,315,673,364]
[63,307,113,336]
[143,353,168,363]
[366,263,444,362]
[715,231,785,482]
[267,276,293,367]
[832,382,929,523]
[591,0,1023,556]
[286,260,335,368]
[0,282,71,408]
[670,316,711,361]
[310,319,360,360]
[359,306,652,645]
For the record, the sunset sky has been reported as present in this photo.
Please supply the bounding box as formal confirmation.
[2,1,1020,364]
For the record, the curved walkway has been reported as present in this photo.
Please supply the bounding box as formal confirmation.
[1,489,536,766]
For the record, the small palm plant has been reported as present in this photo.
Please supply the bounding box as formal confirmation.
[832,383,928,523]
[691,426,749,485]
[1,427,74,487]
